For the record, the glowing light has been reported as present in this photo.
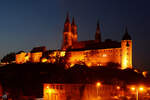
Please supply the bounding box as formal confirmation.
[46,86,49,89]
[131,87,135,91]
[102,54,107,57]
[122,55,128,69]
[97,64,102,66]
[123,59,127,66]
[42,58,47,63]
[86,62,91,67]
[96,82,101,87]
[70,64,74,67]
[134,69,139,73]
[116,86,120,90]
[130,86,145,92]
[139,87,144,91]
[60,51,66,57]
[25,56,29,61]
[142,71,147,77]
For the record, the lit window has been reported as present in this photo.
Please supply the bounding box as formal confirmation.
[103,54,107,57]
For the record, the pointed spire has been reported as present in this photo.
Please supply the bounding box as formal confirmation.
[95,20,101,42]
[122,25,131,40]
[65,12,70,23]
[72,16,75,25]
[96,20,100,31]
[125,25,128,34]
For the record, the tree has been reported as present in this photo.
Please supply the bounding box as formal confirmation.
[1,52,16,63]
[106,62,121,69]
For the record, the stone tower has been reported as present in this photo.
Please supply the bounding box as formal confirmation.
[71,17,78,43]
[121,27,132,69]
[95,20,101,42]
[62,13,72,50]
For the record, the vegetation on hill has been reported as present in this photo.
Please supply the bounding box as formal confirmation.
[0,63,148,99]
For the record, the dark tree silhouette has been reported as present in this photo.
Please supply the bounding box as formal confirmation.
[1,52,16,63]
[106,62,121,69]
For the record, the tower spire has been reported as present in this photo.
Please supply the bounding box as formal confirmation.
[62,12,72,50]
[72,16,75,25]
[65,12,70,23]
[95,20,101,42]
[71,16,78,42]
[125,25,128,34]
[122,25,131,40]
[63,12,71,32]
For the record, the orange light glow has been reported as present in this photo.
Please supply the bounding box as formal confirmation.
[25,56,29,61]
[142,71,147,77]
[42,58,47,63]
[134,69,139,73]
[60,51,66,57]
[131,87,135,91]
[102,54,107,57]
[46,86,49,89]
[122,56,128,69]
[96,82,101,87]
[139,86,144,91]
[130,86,145,92]
[121,40,132,69]
[116,86,120,90]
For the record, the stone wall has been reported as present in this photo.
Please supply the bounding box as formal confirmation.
[66,48,121,67]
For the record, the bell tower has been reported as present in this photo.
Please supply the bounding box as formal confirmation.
[62,13,72,50]
[121,27,132,69]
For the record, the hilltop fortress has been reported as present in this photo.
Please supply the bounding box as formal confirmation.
[16,14,132,69]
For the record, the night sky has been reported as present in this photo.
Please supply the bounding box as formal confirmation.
[0,0,149,69]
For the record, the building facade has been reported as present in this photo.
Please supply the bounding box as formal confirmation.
[61,14,132,69]
[15,14,132,69]
[43,83,124,100]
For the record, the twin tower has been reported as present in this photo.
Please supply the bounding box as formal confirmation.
[62,14,101,50]
[61,13,132,69]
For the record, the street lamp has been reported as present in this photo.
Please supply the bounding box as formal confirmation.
[116,86,120,90]
[96,82,101,99]
[96,82,101,87]
[130,86,145,100]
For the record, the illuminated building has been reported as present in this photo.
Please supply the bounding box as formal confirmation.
[43,83,124,100]
[62,14,132,69]
[15,14,132,69]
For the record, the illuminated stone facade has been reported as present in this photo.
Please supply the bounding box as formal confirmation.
[15,14,132,69]
[43,83,124,100]
[16,51,31,64]
[62,14,132,69]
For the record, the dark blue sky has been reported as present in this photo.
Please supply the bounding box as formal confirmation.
[0,0,150,69]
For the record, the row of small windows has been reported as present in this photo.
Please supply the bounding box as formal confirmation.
[48,85,81,90]
[48,85,64,90]
[101,49,120,53]
[87,49,121,54]
[47,85,120,91]
[95,54,121,57]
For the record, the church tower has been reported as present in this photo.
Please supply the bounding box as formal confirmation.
[62,13,72,50]
[121,27,132,69]
[95,20,101,42]
[71,17,78,43]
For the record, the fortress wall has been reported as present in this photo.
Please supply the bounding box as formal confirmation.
[67,48,121,67]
